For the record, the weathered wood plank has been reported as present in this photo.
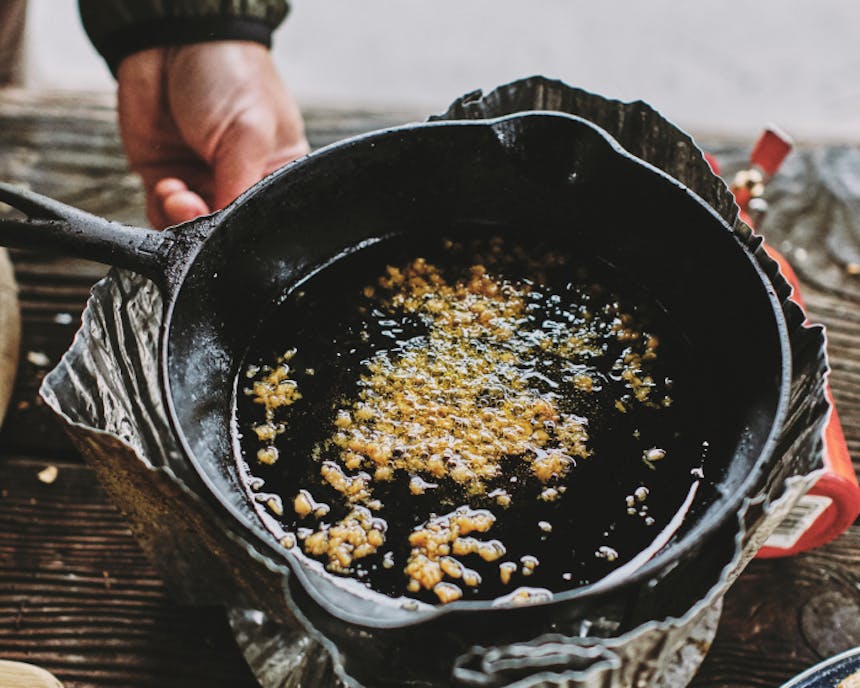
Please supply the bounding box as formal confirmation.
[692,527,860,687]
[1,88,858,688]
[0,456,259,688]
[1,453,857,688]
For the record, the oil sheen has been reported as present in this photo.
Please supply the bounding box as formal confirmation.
[235,233,709,606]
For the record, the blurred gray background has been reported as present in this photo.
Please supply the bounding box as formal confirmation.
[21,0,860,141]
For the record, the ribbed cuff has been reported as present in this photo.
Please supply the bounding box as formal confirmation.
[97,16,274,76]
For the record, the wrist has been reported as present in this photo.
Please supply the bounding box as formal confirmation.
[109,17,275,77]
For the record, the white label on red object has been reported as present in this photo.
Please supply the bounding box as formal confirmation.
[764,494,833,550]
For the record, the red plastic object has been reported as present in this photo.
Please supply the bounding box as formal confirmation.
[710,130,860,557]
[754,241,860,557]
[749,126,794,178]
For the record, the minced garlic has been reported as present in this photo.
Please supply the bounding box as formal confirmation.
[405,506,504,595]
[244,238,677,604]
[245,350,302,465]
[324,257,592,497]
[302,506,385,573]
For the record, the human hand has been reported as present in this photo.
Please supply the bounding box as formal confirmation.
[117,41,310,229]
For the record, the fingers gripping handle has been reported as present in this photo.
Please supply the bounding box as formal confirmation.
[0,182,169,282]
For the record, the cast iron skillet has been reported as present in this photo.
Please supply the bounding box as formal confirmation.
[0,112,791,686]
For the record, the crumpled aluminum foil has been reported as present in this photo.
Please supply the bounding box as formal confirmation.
[41,77,831,688]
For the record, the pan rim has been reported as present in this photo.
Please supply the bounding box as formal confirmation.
[161,111,792,628]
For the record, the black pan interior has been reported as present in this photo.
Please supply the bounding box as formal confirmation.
[162,114,788,627]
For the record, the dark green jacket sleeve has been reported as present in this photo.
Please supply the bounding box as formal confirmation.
[79,0,289,75]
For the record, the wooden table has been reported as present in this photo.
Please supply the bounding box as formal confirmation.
[0,89,858,688]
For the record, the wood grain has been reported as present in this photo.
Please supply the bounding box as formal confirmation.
[1,451,856,688]
[0,456,259,688]
[692,528,860,687]
[0,88,858,688]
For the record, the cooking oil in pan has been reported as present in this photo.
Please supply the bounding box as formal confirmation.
[235,232,711,606]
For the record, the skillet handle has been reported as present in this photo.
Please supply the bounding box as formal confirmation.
[0,182,170,283]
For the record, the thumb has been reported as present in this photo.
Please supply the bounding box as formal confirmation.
[210,113,273,211]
